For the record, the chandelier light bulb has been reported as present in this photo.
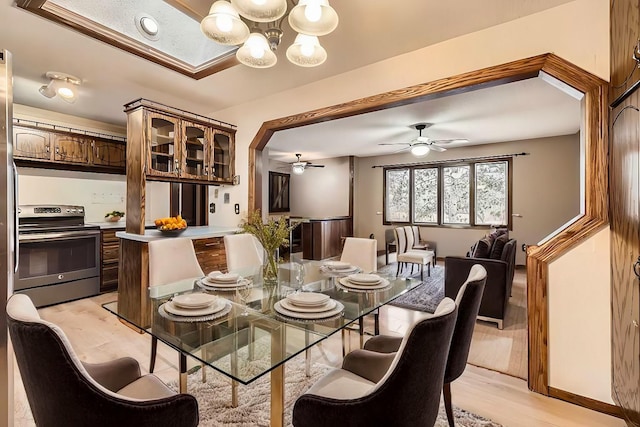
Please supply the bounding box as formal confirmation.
[231,0,286,22]
[201,1,250,45]
[300,42,315,57]
[304,3,322,22]
[216,14,233,32]
[287,34,326,67]
[57,86,74,99]
[252,0,266,4]
[237,32,277,68]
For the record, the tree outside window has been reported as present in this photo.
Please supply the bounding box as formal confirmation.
[385,168,410,222]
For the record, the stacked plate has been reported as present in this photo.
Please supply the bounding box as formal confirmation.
[163,293,226,317]
[321,260,360,274]
[198,272,249,290]
[274,292,344,320]
[339,273,390,290]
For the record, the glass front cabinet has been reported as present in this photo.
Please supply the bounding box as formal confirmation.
[136,102,235,184]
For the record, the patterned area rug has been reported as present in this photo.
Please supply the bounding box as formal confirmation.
[171,352,502,427]
[379,263,445,313]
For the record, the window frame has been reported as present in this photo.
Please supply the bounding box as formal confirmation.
[382,157,513,229]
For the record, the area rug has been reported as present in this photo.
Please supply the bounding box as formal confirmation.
[171,352,502,427]
[379,263,445,313]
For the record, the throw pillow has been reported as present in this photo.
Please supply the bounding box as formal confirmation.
[490,234,509,259]
[472,237,492,258]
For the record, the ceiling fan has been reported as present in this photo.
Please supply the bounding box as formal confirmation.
[290,153,325,174]
[379,123,468,157]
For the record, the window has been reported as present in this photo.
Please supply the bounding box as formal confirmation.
[383,158,511,228]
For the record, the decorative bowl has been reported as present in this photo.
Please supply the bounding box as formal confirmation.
[105,216,122,222]
[157,226,187,235]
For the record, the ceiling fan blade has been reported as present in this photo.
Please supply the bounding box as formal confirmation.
[431,138,468,144]
[306,164,325,168]
[428,145,447,152]
[378,142,411,146]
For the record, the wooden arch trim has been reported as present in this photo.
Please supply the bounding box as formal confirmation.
[248,53,608,396]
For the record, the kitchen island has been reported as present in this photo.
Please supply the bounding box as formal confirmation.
[117,225,238,328]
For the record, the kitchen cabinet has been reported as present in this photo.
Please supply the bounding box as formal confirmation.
[100,229,120,292]
[301,217,353,260]
[126,99,236,184]
[193,236,227,273]
[12,123,126,174]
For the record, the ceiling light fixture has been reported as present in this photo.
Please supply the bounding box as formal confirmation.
[39,71,81,104]
[291,162,306,174]
[135,13,160,41]
[410,143,430,157]
[200,0,338,69]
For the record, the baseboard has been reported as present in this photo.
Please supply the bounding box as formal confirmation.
[548,387,623,419]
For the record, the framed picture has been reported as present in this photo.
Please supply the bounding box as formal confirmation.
[269,171,290,213]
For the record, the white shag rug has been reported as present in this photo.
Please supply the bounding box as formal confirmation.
[170,352,502,427]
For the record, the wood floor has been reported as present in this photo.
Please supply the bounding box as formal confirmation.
[12,291,624,427]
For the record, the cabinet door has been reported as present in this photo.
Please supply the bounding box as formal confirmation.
[53,133,90,164]
[92,140,126,169]
[13,126,52,160]
[180,121,208,181]
[146,111,179,178]
[210,130,234,183]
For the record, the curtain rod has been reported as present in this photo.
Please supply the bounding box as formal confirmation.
[371,152,530,169]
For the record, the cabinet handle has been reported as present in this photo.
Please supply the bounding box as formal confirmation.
[634,256,640,280]
[55,147,59,154]
[174,159,179,175]
[46,145,50,153]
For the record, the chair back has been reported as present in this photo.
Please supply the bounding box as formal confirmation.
[411,225,421,245]
[393,227,409,254]
[402,225,415,249]
[446,264,487,383]
[224,233,264,274]
[340,237,377,273]
[148,237,204,288]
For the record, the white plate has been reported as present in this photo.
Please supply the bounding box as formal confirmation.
[324,261,352,270]
[280,298,337,313]
[347,273,382,284]
[198,278,251,290]
[286,292,330,307]
[207,272,240,283]
[163,299,226,316]
[172,293,218,309]
[339,277,391,290]
[274,300,344,320]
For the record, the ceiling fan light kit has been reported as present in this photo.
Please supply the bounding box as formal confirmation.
[201,0,338,69]
[379,123,468,157]
[290,153,324,174]
[410,143,430,157]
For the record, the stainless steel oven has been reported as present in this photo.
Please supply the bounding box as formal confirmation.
[16,205,100,307]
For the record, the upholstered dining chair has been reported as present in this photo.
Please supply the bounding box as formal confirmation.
[7,294,199,427]
[224,233,264,275]
[394,226,434,280]
[340,237,378,273]
[363,264,487,427]
[148,237,204,374]
[292,297,457,427]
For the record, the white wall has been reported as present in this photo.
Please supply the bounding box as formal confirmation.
[354,135,581,265]
[209,0,611,404]
[548,227,612,404]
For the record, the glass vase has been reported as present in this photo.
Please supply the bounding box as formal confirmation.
[263,247,279,286]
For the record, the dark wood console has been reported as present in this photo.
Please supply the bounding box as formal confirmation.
[301,217,352,260]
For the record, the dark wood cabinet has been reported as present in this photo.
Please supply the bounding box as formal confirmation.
[100,229,121,293]
[193,237,227,273]
[302,217,353,260]
[12,123,126,174]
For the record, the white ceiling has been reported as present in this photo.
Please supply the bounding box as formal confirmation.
[267,76,582,161]
[0,0,574,126]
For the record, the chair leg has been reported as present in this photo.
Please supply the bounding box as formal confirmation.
[420,263,424,281]
[428,261,431,277]
[396,261,400,277]
[374,311,380,335]
[443,382,455,427]
[149,336,158,373]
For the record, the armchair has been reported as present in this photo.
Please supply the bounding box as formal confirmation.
[444,238,516,329]
[7,294,199,427]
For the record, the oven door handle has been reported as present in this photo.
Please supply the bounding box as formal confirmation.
[19,230,100,242]
[13,162,18,273]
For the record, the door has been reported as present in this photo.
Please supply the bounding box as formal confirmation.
[210,130,233,183]
[610,100,640,423]
[180,121,208,181]
[53,133,89,164]
[146,111,179,178]
[12,125,51,160]
[92,139,126,169]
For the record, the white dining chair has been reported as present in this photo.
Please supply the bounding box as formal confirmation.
[340,237,377,273]
[224,233,264,276]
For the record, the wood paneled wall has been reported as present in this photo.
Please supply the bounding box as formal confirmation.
[610,1,640,424]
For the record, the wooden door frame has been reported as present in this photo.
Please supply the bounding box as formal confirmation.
[247,53,608,397]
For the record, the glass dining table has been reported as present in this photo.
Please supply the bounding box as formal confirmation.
[103,261,422,427]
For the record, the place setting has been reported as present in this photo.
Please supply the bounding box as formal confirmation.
[158,292,232,322]
[196,271,252,292]
[319,260,362,276]
[274,292,344,323]
[337,273,392,293]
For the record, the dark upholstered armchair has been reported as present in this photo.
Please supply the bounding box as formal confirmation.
[7,294,199,427]
[444,238,516,329]
[292,298,457,427]
[363,265,487,427]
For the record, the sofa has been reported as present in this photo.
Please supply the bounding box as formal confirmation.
[444,232,516,329]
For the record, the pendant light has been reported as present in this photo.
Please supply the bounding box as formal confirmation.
[200,0,250,45]
[288,0,339,36]
[236,31,277,68]
[286,34,326,67]
[230,0,287,22]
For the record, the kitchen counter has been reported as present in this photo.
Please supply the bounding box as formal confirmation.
[88,221,157,230]
[116,225,239,242]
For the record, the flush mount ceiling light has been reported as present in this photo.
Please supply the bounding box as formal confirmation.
[200,0,338,69]
[135,13,160,41]
[38,71,81,104]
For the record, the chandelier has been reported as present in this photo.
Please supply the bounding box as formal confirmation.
[200,0,338,68]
